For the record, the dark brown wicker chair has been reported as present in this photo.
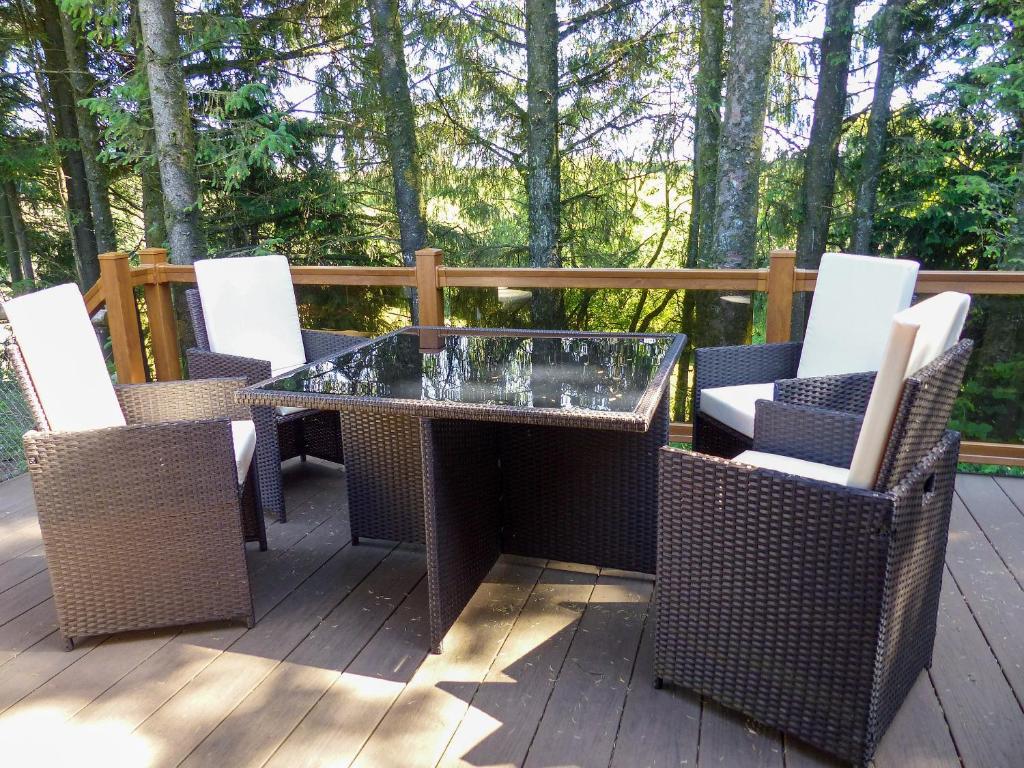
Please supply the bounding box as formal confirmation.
[694,252,919,457]
[655,327,973,766]
[185,286,362,522]
[5,285,261,650]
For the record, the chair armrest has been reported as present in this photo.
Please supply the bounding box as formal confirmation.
[24,419,239,500]
[115,378,250,425]
[752,400,863,467]
[694,342,802,395]
[301,329,365,362]
[774,370,876,414]
[659,445,889,522]
[186,348,272,385]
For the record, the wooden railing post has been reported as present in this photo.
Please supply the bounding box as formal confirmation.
[98,251,147,383]
[139,247,182,380]
[765,249,796,343]
[415,248,445,326]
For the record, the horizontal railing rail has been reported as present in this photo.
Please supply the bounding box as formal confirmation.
[86,247,1024,467]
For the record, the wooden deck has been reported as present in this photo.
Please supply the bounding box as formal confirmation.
[0,460,1022,767]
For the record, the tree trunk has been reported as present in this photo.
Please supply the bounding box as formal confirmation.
[686,0,726,268]
[679,0,726,422]
[130,0,169,248]
[137,0,207,264]
[707,0,774,344]
[59,10,117,254]
[0,189,22,285]
[792,0,859,336]
[367,0,428,321]
[850,0,906,255]
[4,183,33,282]
[35,0,100,287]
[526,0,565,327]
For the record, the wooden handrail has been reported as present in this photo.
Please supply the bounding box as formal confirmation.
[153,263,417,287]
[83,281,104,314]
[437,266,769,290]
[85,247,1024,467]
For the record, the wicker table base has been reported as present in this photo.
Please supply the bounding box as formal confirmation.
[341,392,670,652]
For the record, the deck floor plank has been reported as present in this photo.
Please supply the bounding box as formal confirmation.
[956,474,1024,586]
[181,546,424,768]
[993,475,1024,519]
[439,564,597,768]
[0,469,1022,767]
[522,574,650,768]
[609,610,701,768]
[698,701,784,768]
[871,674,961,767]
[0,570,51,628]
[929,570,1024,768]
[351,560,542,768]
[265,578,432,768]
[0,544,45,595]
[132,540,393,768]
[945,496,1024,703]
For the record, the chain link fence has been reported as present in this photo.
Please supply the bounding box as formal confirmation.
[0,333,34,482]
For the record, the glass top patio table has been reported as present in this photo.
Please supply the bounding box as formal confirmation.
[239,327,686,432]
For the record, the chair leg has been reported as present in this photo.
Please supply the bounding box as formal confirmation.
[654,677,664,689]
[352,535,360,546]
[62,634,75,651]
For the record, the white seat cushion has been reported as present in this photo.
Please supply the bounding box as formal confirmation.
[736,450,849,486]
[231,420,257,484]
[798,253,918,379]
[276,406,306,417]
[698,383,774,438]
[195,255,307,377]
[3,284,126,431]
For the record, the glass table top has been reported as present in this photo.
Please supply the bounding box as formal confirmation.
[246,328,684,427]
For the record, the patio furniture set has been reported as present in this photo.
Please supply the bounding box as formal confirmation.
[2,251,973,766]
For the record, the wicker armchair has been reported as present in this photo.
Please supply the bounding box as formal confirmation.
[184,255,364,522]
[5,284,260,650]
[694,252,919,457]
[655,293,973,766]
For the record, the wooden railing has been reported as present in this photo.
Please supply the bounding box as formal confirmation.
[86,247,1024,467]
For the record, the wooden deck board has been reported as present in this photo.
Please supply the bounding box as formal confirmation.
[440,564,597,768]
[523,574,650,768]
[264,579,432,768]
[929,570,1024,767]
[956,474,1024,586]
[181,546,424,768]
[0,468,1022,767]
[351,560,541,768]
[945,496,1024,703]
[609,610,701,768]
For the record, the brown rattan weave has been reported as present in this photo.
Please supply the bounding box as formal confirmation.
[185,288,358,521]
[12,340,259,648]
[654,340,973,766]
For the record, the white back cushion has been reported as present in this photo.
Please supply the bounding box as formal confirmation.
[846,319,919,489]
[846,291,971,489]
[797,253,919,379]
[4,284,126,432]
[195,255,306,376]
[896,292,970,378]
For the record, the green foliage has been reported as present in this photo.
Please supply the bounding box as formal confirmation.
[1,0,1023,468]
